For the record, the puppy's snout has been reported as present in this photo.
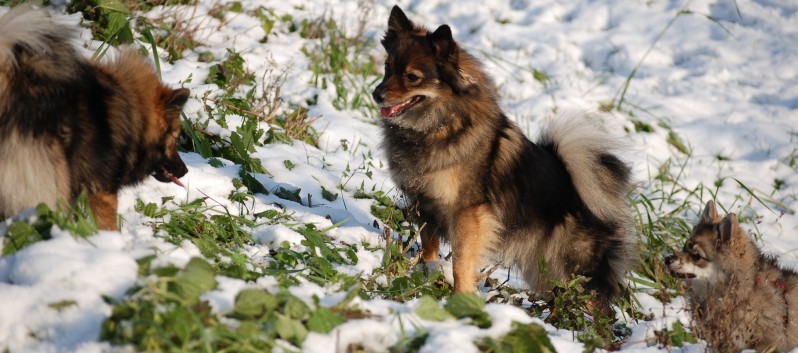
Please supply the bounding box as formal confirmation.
[664,255,675,266]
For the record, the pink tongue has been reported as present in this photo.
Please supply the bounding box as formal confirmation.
[172,176,184,188]
[380,106,399,118]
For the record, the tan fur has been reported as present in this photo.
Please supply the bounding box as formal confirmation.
[667,201,798,352]
[89,192,119,231]
[451,204,501,292]
[0,131,70,214]
[0,8,189,230]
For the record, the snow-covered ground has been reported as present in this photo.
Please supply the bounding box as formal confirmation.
[1,0,797,352]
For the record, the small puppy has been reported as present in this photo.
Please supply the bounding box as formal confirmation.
[666,201,798,352]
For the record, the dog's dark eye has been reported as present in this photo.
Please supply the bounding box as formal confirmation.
[691,252,702,261]
[406,73,421,83]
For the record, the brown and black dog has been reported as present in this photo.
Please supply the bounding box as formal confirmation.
[0,8,189,230]
[373,6,636,308]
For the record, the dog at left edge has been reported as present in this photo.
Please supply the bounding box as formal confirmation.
[0,8,189,230]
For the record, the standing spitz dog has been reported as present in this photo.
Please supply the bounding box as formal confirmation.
[666,201,798,352]
[372,6,636,307]
[0,8,189,230]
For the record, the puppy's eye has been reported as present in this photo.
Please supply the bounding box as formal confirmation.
[691,252,702,261]
[406,73,421,83]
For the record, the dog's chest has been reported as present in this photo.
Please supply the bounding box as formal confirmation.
[393,165,462,206]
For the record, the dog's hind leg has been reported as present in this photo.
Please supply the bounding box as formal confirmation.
[451,204,500,292]
[89,192,118,231]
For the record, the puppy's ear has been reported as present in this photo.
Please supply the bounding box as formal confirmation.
[700,200,720,225]
[718,213,743,245]
[382,6,413,50]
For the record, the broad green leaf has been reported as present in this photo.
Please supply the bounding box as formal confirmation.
[307,306,346,333]
[233,289,278,319]
[444,292,491,328]
[282,293,310,320]
[275,313,307,344]
[444,292,485,318]
[505,323,557,353]
[415,296,453,321]
[172,257,217,304]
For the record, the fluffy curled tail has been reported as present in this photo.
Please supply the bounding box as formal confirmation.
[538,111,632,221]
[0,8,80,84]
[538,111,637,295]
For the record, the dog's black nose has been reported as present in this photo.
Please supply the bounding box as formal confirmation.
[372,85,385,104]
[664,255,675,265]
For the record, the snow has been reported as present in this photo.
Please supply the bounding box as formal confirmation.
[2,0,798,352]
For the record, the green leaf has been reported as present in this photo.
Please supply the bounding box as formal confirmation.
[670,321,696,346]
[48,300,78,312]
[444,292,485,318]
[2,222,44,255]
[239,169,268,194]
[444,292,491,328]
[415,296,454,321]
[509,323,556,353]
[282,294,310,320]
[232,289,278,319]
[275,313,307,344]
[275,187,302,203]
[321,186,338,202]
[307,306,346,333]
[667,131,690,155]
[171,257,217,304]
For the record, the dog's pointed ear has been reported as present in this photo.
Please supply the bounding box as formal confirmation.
[429,25,456,59]
[718,213,742,244]
[382,6,413,50]
[388,6,413,33]
[428,25,475,94]
[700,200,720,225]
[165,88,190,109]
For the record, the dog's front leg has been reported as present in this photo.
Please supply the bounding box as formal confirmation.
[420,225,440,263]
[89,192,119,231]
[451,204,499,292]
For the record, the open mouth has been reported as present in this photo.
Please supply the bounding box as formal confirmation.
[380,95,424,118]
[670,272,696,279]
